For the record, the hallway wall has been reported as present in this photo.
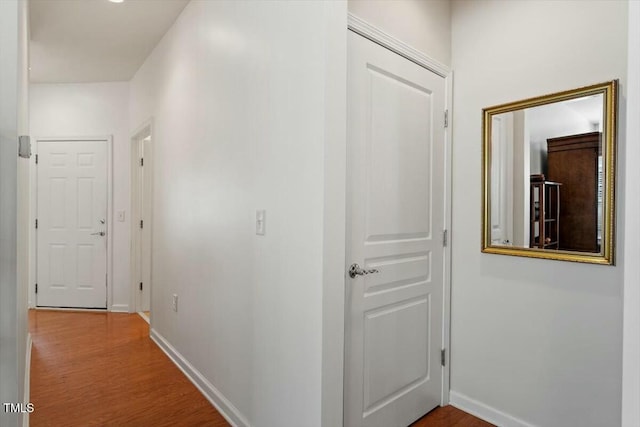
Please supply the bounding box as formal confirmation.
[348,0,451,67]
[29,82,131,311]
[450,1,628,426]
[0,1,29,426]
[622,2,640,425]
[129,1,346,426]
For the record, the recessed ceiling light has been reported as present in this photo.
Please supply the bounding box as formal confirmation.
[109,0,124,3]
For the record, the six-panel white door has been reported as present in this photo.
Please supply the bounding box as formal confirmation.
[345,31,446,427]
[37,140,108,308]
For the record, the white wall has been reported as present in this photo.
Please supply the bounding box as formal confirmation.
[29,82,131,311]
[450,1,627,426]
[0,9,19,425]
[348,0,451,67]
[511,111,528,247]
[528,102,596,175]
[528,102,597,145]
[0,0,29,426]
[129,1,345,426]
[16,1,30,424]
[622,1,640,425]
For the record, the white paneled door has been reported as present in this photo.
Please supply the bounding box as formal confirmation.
[37,140,108,308]
[346,32,446,427]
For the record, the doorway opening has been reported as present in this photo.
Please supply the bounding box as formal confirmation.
[130,124,153,323]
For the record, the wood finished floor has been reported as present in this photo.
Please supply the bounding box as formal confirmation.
[412,405,494,427]
[29,310,228,426]
[30,310,492,427]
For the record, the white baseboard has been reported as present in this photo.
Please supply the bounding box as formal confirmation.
[150,328,250,427]
[137,311,150,324]
[35,307,106,313]
[449,390,536,427]
[23,333,32,427]
[110,304,129,312]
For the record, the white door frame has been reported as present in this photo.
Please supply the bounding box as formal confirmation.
[30,136,114,310]
[129,120,154,315]
[345,13,453,407]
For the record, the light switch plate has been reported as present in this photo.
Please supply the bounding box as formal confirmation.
[18,135,31,158]
[256,210,266,235]
[117,211,125,222]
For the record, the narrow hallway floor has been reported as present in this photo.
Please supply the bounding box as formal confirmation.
[29,310,229,426]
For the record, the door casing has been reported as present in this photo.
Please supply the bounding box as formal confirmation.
[129,120,154,315]
[343,12,453,414]
[30,136,114,310]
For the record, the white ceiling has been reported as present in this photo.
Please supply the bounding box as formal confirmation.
[29,0,189,83]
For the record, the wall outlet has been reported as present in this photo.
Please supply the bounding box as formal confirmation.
[172,294,178,312]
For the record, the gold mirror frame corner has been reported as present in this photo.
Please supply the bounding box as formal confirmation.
[481,80,618,265]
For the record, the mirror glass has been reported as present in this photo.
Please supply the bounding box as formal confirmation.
[482,81,617,264]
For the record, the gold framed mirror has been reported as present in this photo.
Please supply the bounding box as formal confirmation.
[482,80,618,264]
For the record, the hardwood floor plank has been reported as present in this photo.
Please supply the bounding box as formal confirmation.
[411,404,495,427]
[29,310,229,427]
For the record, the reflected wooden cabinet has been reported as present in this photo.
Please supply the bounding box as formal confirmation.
[530,180,561,249]
[547,132,600,253]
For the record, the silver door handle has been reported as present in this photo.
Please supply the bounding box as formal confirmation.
[91,231,106,236]
[349,263,379,278]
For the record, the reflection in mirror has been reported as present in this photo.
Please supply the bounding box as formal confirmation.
[482,81,617,265]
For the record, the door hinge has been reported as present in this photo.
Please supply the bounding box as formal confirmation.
[443,229,448,247]
[140,220,144,229]
[444,110,449,128]
[140,158,144,167]
[35,283,38,294]
[35,219,38,229]
[35,154,38,164]
[139,282,143,291]
[441,348,446,366]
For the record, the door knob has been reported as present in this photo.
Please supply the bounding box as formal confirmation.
[91,231,106,236]
[348,263,379,278]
